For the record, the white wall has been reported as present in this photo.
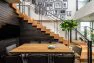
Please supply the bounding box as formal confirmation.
[66,0,76,19]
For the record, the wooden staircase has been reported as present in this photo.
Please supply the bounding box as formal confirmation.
[11,4,64,43]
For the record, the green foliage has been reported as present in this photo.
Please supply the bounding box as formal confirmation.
[60,19,78,31]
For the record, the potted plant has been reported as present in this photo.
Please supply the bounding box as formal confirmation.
[60,19,78,46]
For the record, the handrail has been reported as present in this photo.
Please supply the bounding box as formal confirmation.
[75,29,89,41]
[81,26,94,30]
[75,28,92,63]
[86,26,94,30]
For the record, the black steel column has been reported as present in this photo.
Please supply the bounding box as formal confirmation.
[76,0,78,11]
[75,28,78,40]
[84,26,87,38]
[75,0,78,40]
[19,3,21,10]
[87,40,92,63]
[38,2,42,22]
[88,0,91,2]
[70,30,72,43]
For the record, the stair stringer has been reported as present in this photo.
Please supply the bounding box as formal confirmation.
[11,3,64,43]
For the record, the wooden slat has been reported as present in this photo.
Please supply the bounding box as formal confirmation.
[41,26,46,31]
[50,32,54,36]
[19,13,24,18]
[45,29,51,34]
[36,24,43,28]
[59,37,64,42]
[62,39,69,45]
[28,18,34,23]
[32,21,38,26]
[54,34,59,39]
[12,4,21,15]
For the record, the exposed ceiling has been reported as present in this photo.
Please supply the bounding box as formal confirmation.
[78,13,94,22]
[5,0,20,3]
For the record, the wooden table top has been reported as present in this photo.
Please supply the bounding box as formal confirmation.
[10,43,73,53]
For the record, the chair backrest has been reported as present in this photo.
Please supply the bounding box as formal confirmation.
[5,56,23,63]
[27,54,48,63]
[72,45,82,56]
[6,44,17,55]
[54,53,75,63]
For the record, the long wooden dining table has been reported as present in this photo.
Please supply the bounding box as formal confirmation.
[10,43,73,54]
[10,43,74,63]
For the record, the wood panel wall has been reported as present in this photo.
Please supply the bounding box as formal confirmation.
[0,0,19,25]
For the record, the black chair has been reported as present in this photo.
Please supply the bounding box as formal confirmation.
[72,45,82,58]
[5,55,23,63]
[27,54,48,63]
[53,54,75,63]
[72,45,82,63]
[5,44,23,63]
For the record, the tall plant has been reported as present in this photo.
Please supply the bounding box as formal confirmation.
[60,19,78,45]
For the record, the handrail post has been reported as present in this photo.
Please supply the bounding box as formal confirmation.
[84,26,88,38]
[18,2,21,10]
[87,40,92,63]
[75,28,78,40]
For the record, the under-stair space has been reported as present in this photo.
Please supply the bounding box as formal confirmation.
[0,24,20,41]
[19,19,58,44]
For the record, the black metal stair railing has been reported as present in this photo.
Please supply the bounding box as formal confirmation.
[75,29,92,63]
